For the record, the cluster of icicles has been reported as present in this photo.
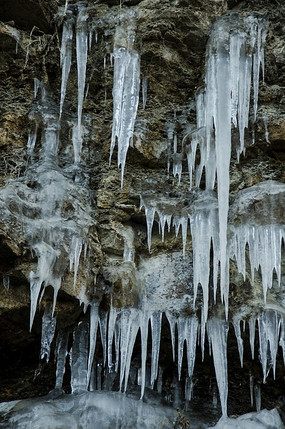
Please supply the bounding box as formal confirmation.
[59,4,140,174]
[39,305,285,417]
[141,194,285,324]
[24,3,284,420]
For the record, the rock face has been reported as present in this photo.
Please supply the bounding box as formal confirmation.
[0,0,285,422]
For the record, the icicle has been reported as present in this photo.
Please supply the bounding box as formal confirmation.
[76,5,88,156]
[27,122,38,156]
[139,309,150,398]
[249,316,256,360]
[279,317,285,365]
[119,308,139,392]
[263,115,270,144]
[29,242,61,331]
[177,315,198,381]
[249,372,254,407]
[255,382,261,412]
[185,376,194,403]
[40,306,56,362]
[69,235,83,288]
[140,199,155,251]
[150,311,162,388]
[123,309,140,393]
[232,316,244,367]
[54,330,69,390]
[2,274,10,291]
[70,321,88,394]
[231,225,285,303]
[142,77,148,110]
[190,199,219,322]
[34,78,40,98]
[86,302,99,388]
[107,302,118,370]
[258,310,280,382]
[172,215,189,255]
[99,310,108,366]
[165,311,177,361]
[110,26,140,187]
[207,317,229,417]
[59,10,74,119]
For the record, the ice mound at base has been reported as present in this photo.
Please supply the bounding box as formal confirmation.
[0,391,178,429]
[208,408,284,429]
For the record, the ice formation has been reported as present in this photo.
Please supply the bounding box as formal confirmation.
[40,306,56,362]
[59,9,74,119]
[75,5,88,157]
[0,81,92,331]
[140,191,219,322]
[230,224,285,301]
[161,14,268,318]
[59,5,88,163]
[3,6,285,428]
[109,24,140,186]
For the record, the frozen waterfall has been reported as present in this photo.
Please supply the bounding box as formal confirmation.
[3,5,285,429]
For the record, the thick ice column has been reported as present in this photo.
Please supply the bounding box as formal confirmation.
[70,321,88,393]
[207,317,229,417]
[59,9,74,119]
[54,330,69,390]
[110,24,140,186]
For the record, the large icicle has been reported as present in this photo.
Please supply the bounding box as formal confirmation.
[110,24,140,186]
[75,5,88,163]
[207,317,229,417]
[87,302,99,388]
[59,9,74,119]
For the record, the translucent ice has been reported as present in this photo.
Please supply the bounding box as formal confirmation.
[207,317,229,417]
[75,5,88,160]
[70,321,88,394]
[40,306,56,362]
[59,10,74,119]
